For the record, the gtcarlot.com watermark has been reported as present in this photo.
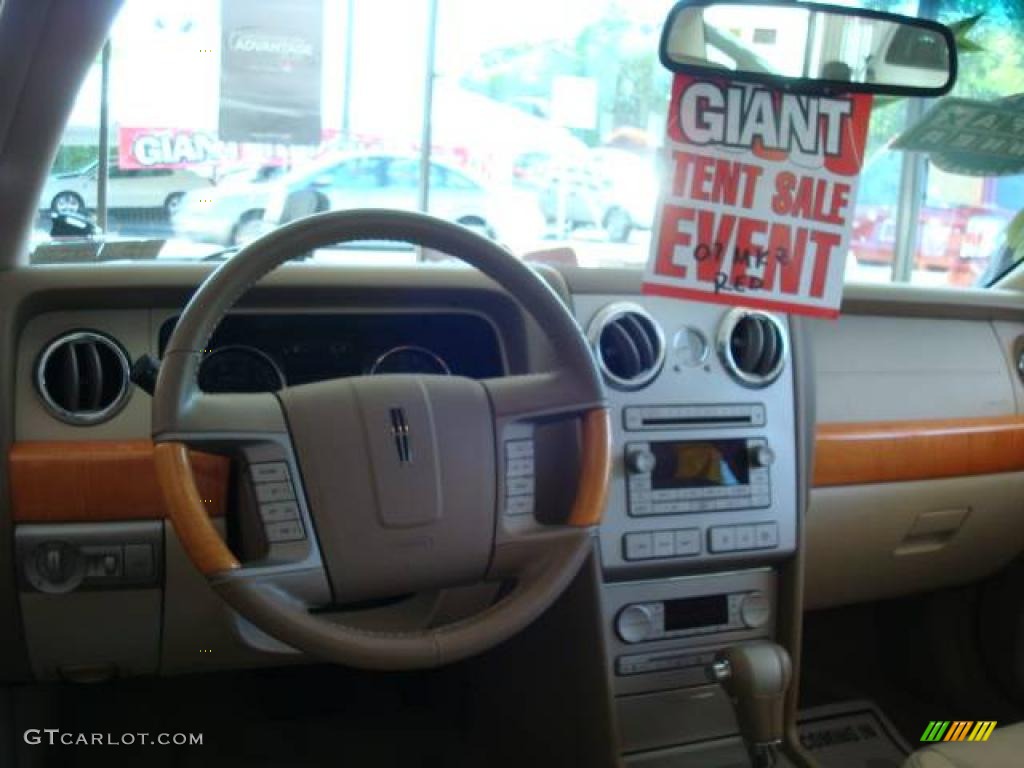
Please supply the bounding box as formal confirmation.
[24,729,203,747]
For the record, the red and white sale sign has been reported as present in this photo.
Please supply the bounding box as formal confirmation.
[643,74,873,318]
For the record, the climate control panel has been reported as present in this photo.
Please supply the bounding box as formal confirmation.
[615,590,771,644]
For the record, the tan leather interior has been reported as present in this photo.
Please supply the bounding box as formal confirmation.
[1,0,1023,765]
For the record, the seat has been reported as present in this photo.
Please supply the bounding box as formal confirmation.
[902,723,1024,767]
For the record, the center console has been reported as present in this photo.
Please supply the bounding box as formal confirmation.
[573,294,802,766]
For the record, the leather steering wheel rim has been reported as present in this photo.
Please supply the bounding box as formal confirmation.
[152,209,610,670]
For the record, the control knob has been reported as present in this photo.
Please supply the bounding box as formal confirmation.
[616,603,657,643]
[28,541,84,594]
[739,591,771,629]
[749,444,775,468]
[626,448,657,475]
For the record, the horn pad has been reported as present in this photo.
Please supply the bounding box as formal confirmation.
[279,374,496,603]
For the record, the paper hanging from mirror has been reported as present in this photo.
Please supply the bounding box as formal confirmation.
[642,74,873,318]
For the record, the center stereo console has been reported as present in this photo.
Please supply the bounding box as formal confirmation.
[575,297,798,578]
[573,295,799,713]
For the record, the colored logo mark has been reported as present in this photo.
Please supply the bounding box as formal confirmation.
[920,721,997,742]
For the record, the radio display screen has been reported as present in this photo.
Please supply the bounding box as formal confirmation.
[664,595,729,631]
[650,439,749,489]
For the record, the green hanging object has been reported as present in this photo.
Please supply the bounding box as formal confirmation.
[892,94,1024,176]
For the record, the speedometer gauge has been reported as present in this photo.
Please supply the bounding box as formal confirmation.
[198,345,286,393]
[370,345,451,375]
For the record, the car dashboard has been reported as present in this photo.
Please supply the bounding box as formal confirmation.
[6,263,1024,765]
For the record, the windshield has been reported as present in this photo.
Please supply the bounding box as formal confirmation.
[30,0,1024,288]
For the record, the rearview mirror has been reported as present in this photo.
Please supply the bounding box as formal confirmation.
[660,0,956,96]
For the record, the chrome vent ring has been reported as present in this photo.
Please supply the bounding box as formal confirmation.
[717,308,788,388]
[587,302,666,391]
[35,330,132,425]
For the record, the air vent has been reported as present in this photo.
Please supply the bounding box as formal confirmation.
[588,303,666,390]
[35,331,131,425]
[718,309,787,388]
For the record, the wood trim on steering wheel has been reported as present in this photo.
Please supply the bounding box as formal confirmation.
[567,407,612,527]
[154,442,239,575]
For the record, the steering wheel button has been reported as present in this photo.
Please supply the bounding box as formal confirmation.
[506,440,534,459]
[266,520,305,543]
[505,495,534,516]
[254,482,295,503]
[260,501,300,523]
[506,457,535,478]
[249,462,290,483]
[506,476,533,496]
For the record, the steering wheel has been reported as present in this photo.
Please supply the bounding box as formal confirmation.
[152,209,611,670]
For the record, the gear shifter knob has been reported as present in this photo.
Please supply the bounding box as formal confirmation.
[713,642,792,748]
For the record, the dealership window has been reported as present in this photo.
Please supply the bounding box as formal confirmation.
[30,0,1024,289]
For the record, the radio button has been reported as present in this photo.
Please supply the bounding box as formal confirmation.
[653,531,675,557]
[629,476,651,492]
[709,526,737,553]
[740,591,771,629]
[630,500,653,516]
[755,523,779,548]
[751,470,770,485]
[674,529,701,556]
[623,533,654,561]
[653,501,681,515]
[616,604,657,643]
[735,525,756,550]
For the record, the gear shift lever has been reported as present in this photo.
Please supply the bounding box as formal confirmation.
[710,642,793,768]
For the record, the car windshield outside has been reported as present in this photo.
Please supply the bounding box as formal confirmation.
[28,0,1024,288]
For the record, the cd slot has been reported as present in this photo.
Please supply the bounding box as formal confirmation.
[641,415,752,427]
[625,404,765,431]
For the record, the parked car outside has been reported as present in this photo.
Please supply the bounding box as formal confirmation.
[176,152,547,251]
[39,160,212,217]
[526,147,659,243]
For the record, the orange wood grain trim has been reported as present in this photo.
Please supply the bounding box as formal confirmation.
[154,442,240,575]
[9,440,229,523]
[568,407,612,527]
[814,415,1024,487]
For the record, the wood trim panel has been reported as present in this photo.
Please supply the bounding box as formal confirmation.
[9,440,229,522]
[814,416,1024,487]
